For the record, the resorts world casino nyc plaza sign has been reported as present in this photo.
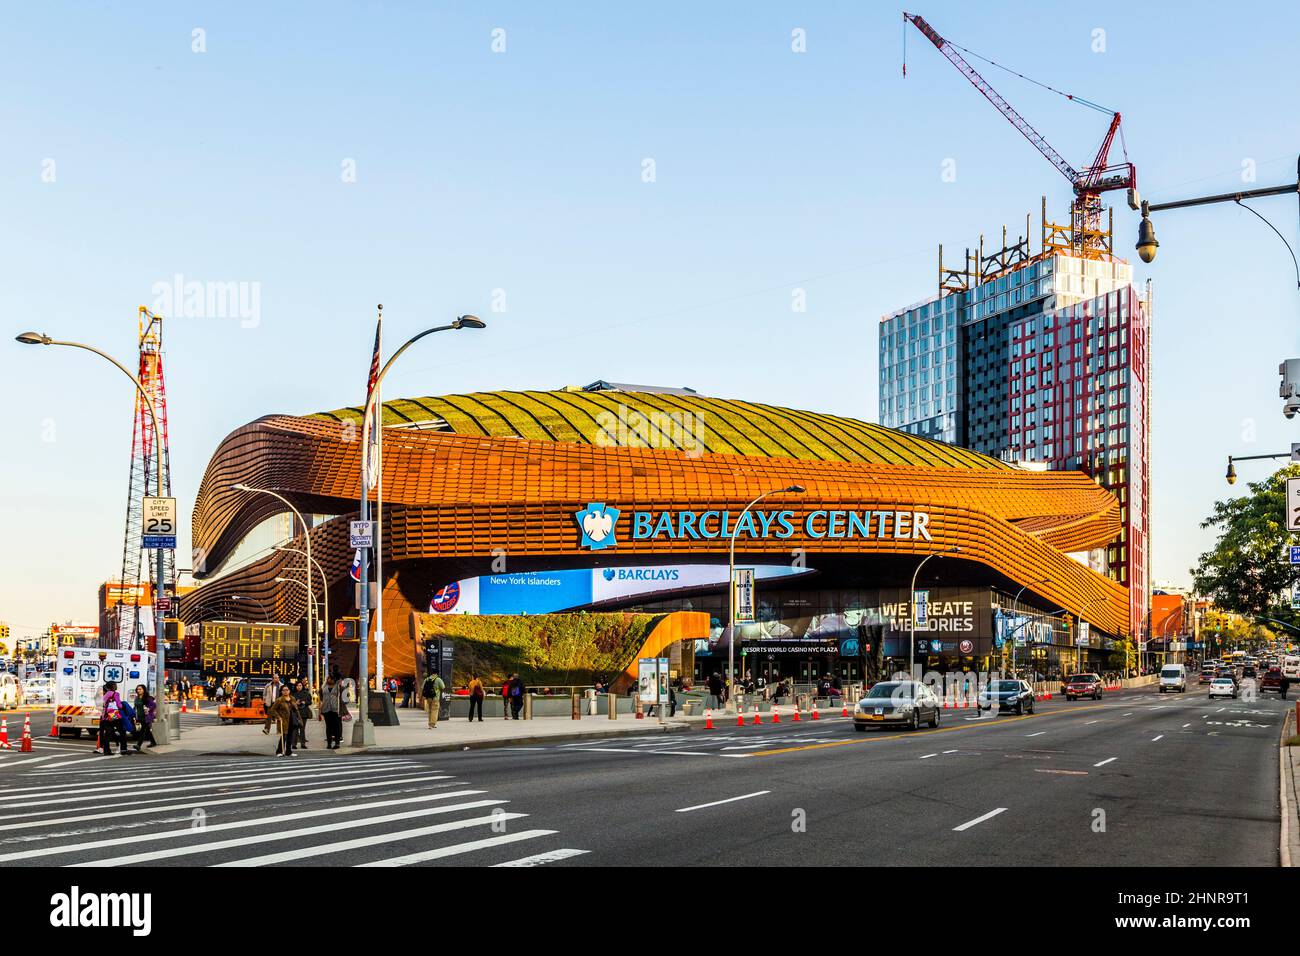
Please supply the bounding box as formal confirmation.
[573,503,934,551]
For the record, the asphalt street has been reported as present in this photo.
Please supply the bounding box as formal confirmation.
[0,685,1287,866]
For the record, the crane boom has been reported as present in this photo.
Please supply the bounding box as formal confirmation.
[903,11,1136,261]
[904,12,1080,187]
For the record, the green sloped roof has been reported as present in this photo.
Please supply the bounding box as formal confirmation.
[310,389,1009,470]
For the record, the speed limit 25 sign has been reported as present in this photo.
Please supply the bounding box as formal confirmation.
[142,496,178,549]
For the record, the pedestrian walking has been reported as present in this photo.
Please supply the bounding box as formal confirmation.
[706,671,723,710]
[293,678,312,749]
[508,673,525,720]
[132,684,158,750]
[467,673,485,722]
[401,675,415,708]
[421,669,445,728]
[318,675,343,749]
[262,674,284,709]
[96,681,130,756]
[501,677,511,719]
[263,685,298,757]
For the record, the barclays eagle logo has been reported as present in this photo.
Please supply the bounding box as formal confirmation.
[574,502,621,550]
[602,568,616,581]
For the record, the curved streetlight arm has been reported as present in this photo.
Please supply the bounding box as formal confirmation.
[725,485,804,709]
[276,545,330,687]
[20,334,170,743]
[233,484,316,691]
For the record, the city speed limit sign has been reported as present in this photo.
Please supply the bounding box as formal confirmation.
[142,496,178,549]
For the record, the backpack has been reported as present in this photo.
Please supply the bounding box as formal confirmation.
[510,682,522,698]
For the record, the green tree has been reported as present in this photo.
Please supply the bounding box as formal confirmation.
[1192,465,1300,629]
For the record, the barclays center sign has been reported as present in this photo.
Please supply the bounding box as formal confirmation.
[574,502,934,551]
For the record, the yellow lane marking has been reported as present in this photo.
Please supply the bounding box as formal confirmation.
[748,703,1111,757]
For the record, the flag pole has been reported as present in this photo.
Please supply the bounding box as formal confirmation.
[375,322,385,690]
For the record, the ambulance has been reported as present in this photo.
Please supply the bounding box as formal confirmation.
[53,647,158,738]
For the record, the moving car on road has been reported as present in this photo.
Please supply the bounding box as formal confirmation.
[853,681,941,732]
[1208,677,1238,700]
[1063,673,1104,701]
[1158,664,1187,693]
[978,679,1036,715]
[1200,667,1215,684]
[1260,667,1290,699]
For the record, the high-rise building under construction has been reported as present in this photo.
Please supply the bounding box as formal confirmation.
[879,211,1150,640]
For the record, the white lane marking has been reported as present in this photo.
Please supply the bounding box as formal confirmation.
[919,753,938,759]
[942,749,959,754]
[228,814,532,867]
[952,808,1007,832]
[28,755,118,771]
[0,790,488,863]
[0,758,423,799]
[1093,757,1117,767]
[1151,735,1164,742]
[72,801,512,867]
[1025,732,1046,737]
[357,829,556,867]
[572,748,711,756]
[0,773,455,833]
[1182,723,1191,728]
[675,791,770,813]
[492,847,589,867]
[0,763,427,809]
[1122,713,1133,717]
[1085,720,1101,725]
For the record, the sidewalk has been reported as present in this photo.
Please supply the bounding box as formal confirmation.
[150,707,693,757]
[1281,705,1299,867]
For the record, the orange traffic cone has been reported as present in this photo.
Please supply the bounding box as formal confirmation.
[811,704,820,720]
[0,717,9,749]
[736,708,745,727]
[181,698,187,714]
[751,705,762,725]
[841,703,849,717]
[771,707,780,723]
[48,712,60,737]
[19,715,32,753]
[704,709,714,730]
[192,696,201,713]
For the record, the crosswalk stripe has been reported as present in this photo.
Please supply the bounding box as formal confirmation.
[70,801,512,867]
[0,790,488,864]
[23,754,415,779]
[0,763,428,808]
[0,773,456,833]
[219,814,532,867]
[492,847,589,867]
[354,828,555,867]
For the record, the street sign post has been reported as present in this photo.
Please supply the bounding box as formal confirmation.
[1289,546,1300,565]
[142,496,177,549]
[732,568,756,624]
[914,590,930,627]
[1287,477,1300,532]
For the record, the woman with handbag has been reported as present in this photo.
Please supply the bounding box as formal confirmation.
[96,681,130,756]
[132,685,158,750]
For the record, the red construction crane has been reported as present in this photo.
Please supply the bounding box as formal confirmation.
[903,11,1136,260]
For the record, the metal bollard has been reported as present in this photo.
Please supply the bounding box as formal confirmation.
[571,691,581,720]
[608,692,617,720]
[523,692,533,720]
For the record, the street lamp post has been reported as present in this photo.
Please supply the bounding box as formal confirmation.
[17,331,173,744]
[908,547,961,681]
[275,546,330,684]
[354,313,485,746]
[725,484,805,712]
[1224,452,1291,485]
[1003,577,1050,678]
[232,484,317,692]
[1134,155,1300,284]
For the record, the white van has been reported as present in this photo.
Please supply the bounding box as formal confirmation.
[1158,664,1187,693]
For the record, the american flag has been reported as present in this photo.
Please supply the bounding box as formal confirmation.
[363,311,382,487]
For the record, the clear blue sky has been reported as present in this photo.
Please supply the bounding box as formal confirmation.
[2,0,1298,639]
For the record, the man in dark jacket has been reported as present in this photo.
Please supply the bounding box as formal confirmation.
[706,672,723,709]
[508,674,525,720]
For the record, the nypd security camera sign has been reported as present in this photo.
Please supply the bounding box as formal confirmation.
[1288,477,1300,533]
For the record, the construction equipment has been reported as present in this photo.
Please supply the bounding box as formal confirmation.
[903,12,1136,260]
[114,307,175,648]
